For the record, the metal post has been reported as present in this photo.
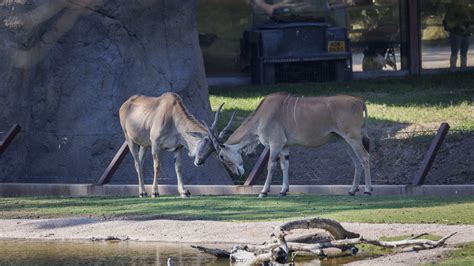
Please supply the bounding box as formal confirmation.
[243,147,269,186]
[412,123,450,186]
[0,124,21,155]
[96,141,130,185]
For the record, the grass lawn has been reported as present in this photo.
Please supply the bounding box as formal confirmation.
[209,71,474,131]
[437,242,474,265]
[2,195,474,224]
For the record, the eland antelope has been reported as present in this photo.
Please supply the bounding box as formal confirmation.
[208,92,371,198]
[119,93,233,198]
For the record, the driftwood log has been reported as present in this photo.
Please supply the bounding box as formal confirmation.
[192,218,456,265]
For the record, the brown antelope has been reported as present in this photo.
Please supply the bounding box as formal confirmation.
[119,93,234,198]
[207,92,371,198]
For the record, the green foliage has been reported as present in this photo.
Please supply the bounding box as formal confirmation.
[2,195,474,224]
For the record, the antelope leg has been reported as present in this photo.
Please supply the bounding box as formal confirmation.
[279,147,290,196]
[128,141,147,197]
[344,145,362,195]
[260,146,282,197]
[174,149,190,198]
[151,143,160,198]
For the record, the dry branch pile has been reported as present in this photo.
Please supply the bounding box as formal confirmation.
[192,218,456,265]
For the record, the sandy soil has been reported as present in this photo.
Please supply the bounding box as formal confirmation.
[1,218,474,264]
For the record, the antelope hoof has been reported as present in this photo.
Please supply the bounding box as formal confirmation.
[152,192,159,198]
[364,191,372,196]
[180,190,191,198]
[139,192,148,198]
[258,192,268,198]
[278,188,288,197]
[348,188,359,196]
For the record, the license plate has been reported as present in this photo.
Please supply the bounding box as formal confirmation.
[328,41,345,53]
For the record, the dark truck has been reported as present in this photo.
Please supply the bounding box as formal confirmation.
[241,1,352,84]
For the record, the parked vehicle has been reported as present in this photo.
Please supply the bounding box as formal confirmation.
[241,0,353,84]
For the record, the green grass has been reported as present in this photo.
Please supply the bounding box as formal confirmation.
[2,195,474,224]
[435,242,474,265]
[209,71,474,131]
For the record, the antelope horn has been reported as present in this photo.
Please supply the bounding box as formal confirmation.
[210,103,225,132]
[201,120,213,136]
[218,111,236,141]
[201,120,222,152]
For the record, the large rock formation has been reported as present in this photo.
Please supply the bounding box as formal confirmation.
[0,0,233,185]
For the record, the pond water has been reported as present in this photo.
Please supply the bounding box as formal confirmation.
[0,240,367,265]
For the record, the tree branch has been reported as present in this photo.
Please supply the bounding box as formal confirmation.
[192,218,457,265]
[277,217,360,240]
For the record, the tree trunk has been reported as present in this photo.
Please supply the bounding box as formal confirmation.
[0,0,233,185]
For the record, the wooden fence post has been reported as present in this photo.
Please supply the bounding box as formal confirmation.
[0,124,21,155]
[243,147,269,186]
[96,141,129,185]
[412,123,450,186]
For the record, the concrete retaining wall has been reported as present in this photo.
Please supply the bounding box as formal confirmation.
[0,183,473,197]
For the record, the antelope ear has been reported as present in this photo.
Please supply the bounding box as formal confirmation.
[187,132,205,138]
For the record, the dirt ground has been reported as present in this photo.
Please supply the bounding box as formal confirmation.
[1,218,474,265]
[249,130,474,186]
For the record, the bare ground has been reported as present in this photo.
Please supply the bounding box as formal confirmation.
[1,218,474,265]
[250,131,474,186]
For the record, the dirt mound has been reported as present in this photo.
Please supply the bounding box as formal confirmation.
[246,130,474,186]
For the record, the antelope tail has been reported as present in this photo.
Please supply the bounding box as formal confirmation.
[362,102,370,152]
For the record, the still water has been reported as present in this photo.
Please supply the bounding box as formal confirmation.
[0,239,365,265]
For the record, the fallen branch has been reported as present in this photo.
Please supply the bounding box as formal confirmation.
[192,218,457,265]
[277,217,360,240]
[242,237,361,253]
[191,245,230,258]
[361,232,457,249]
[408,232,428,240]
[230,245,288,264]
[286,233,330,243]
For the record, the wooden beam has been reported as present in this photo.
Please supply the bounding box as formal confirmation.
[244,147,269,186]
[0,124,21,155]
[412,123,450,186]
[97,141,129,185]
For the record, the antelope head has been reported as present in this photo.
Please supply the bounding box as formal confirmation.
[216,143,245,177]
[204,109,244,177]
[192,103,235,167]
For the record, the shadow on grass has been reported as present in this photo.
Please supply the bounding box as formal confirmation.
[210,71,474,108]
[209,72,474,134]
